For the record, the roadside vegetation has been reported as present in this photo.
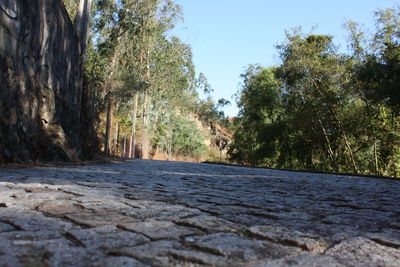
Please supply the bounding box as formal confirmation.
[229,7,400,177]
[63,0,231,162]
[64,1,399,177]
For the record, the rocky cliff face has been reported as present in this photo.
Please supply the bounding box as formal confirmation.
[0,0,82,162]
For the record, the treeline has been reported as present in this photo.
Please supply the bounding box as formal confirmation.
[63,0,228,160]
[229,7,400,177]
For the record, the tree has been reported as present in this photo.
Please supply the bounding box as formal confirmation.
[229,7,400,177]
[346,7,400,176]
[62,0,232,162]
[277,32,361,172]
[228,66,284,166]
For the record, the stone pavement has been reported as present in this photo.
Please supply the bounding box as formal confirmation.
[0,160,399,266]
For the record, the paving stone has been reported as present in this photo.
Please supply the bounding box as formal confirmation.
[36,201,84,215]
[389,222,400,230]
[120,220,203,240]
[184,233,302,261]
[0,160,399,266]
[249,225,329,253]
[255,254,344,267]
[67,227,150,249]
[28,239,101,267]
[126,201,201,221]
[0,222,15,232]
[0,209,74,232]
[75,200,141,216]
[365,232,400,249]
[326,237,400,267]
[0,255,23,267]
[113,240,186,265]
[164,249,236,266]
[177,214,242,233]
[91,256,149,267]
[1,230,63,242]
[65,212,140,227]
[114,240,231,266]
[0,236,25,267]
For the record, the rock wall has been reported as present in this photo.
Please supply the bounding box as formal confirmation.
[0,0,82,162]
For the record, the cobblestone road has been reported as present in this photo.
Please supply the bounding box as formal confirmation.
[0,160,399,266]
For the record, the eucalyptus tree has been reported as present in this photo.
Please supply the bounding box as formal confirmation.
[276,31,360,172]
[228,66,284,167]
[91,0,152,154]
[64,0,228,161]
[142,35,198,157]
[346,7,400,176]
[134,0,183,158]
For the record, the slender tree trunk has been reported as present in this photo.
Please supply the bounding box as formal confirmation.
[313,79,359,173]
[114,122,119,156]
[104,99,114,155]
[122,134,127,158]
[141,90,151,159]
[129,136,133,158]
[139,9,155,160]
[142,89,149,125]
[102,42,120,155]
[74,0,92,54]
[74,0,92,158]
[129,93,138,158]
[373,139,379,175]
[141,48,153,159]
[385,159,394,176]
[317,118,336,169]
[331,111,359,173]
[104,94,114,155]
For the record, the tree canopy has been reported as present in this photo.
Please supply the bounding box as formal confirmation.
[62,0,229,161]
[229,7,400,177]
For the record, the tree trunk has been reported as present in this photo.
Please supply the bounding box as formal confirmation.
[113,122,119,156]
[317,118,336,169]
[74,0,92,54]
[104,99,114,155]
[129,136,133,158]
[374,139,379,175]
[129,93,138,158]
[331,111,359,173]
[75,0,92,158]
[74,0,92,90]
[122,134,127,158]
[102,40,120,155]
[141,90,151,159]
[104,96,114,155]
[138,9,155,160]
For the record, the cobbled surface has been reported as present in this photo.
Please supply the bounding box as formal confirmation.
[0,160,399,266]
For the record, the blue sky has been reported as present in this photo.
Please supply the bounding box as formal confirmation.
[172,0,400,117]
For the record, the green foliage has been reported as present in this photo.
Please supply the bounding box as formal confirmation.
[81,0,224,160]
[229,7,400,177]
[170,113,207,157]
[63,0,79,21]
[228,66,284,167]
[197,72,213,94]
[153,111,207,158]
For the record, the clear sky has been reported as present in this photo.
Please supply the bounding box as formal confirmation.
[172,0,400,117]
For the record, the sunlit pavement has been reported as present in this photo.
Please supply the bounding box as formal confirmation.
[0,159,399,266]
